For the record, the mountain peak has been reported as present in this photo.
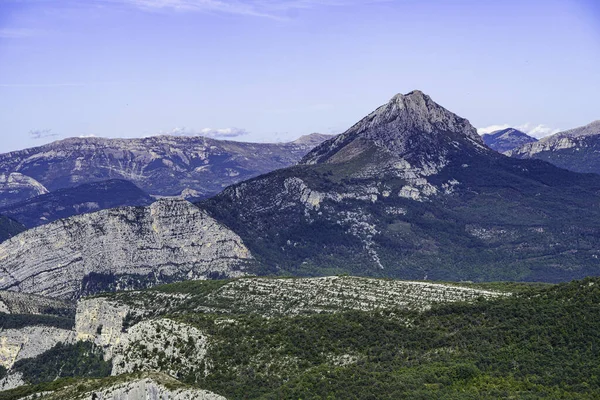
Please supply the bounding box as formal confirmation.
[482,128,537,153]
[301,91,487,168]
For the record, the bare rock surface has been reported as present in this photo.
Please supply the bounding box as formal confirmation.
[0,326,75,369]
[0,173,48,208]
[0,199,253,299]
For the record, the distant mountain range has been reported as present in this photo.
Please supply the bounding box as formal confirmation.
[0,179,153,228]
[481,128,537,153]
[1,92,600,299]
[506,120,600,174]
[0,133,333,207]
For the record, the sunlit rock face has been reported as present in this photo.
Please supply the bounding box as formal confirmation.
[0,199,253,300]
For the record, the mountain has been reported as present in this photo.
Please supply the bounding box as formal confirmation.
[0,216,25,243]
[0,134,333,207]
[0,179,154,228]
[201,90,600,283]
[0,173,48,208]
[0,199,253,300]
[507,120,600,174]
[481,128,537,153]
[1,277,599,398]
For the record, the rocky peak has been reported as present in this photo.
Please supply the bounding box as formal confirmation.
[301,90,487,166]
[482,128,537,153]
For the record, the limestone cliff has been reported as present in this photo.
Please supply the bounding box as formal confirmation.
[0,199,253,299]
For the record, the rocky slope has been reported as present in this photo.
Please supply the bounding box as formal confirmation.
[0,291,76,390]
[0,173,48,208]
[506,120,600,174]
[481,128,537,153]
[0,199,253,300]
[201,91,600,282]
[0,133,333,207]
[0,179,153,228]
[0,290,74,315]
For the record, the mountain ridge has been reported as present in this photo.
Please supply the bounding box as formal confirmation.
[506,120,600,174]
[0,179,153,228]
[0,133,333,207]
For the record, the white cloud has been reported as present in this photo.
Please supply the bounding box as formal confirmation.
[478,123,560,139]
[515,123,560,139]
[161,127,249,138]
[29,129,58,139]
[477,124,511,135]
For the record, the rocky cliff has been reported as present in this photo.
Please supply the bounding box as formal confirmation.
[0,199,253,299]
[0,133,333,207]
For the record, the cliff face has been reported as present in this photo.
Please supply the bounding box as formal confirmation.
[0,326,75,369]
[0,199,253,300]
[0,134,333,207]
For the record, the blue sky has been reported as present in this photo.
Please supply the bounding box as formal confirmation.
[0,0,599,152]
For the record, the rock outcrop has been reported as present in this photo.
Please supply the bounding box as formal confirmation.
[43,373,227,400]
[0,199,253,299]
[0,290,74,315]
[0,326,75,369]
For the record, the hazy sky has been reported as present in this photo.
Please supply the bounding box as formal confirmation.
[1,0,599,152]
